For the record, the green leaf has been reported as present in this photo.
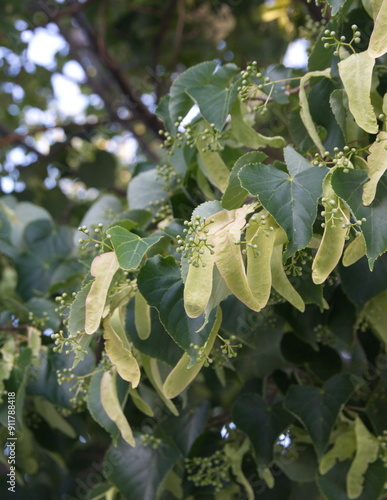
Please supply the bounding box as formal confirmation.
[86,483,117,500]
[77,150,117,189]
[24,220,73,258]
[85,252,119,334]
[101,370,135,447]
[103,437,180,500]
[68,281,92,336]
[342,235,366,267]
[308,79,345,153]
[108,225,162,271]
[299,69,331,155]
[363,289,387,344]
[140,355,179,416]
[15,220,74,300]
[14,427,39,474]
[163,307,221,399]
[362,132,387,206]
[28,347,95,409]
[280,333,342,381]
[326,0,346,14]
[127,169,169,211]
[239,145,328,259]
[245,216,279,309]
[366,379,387,435]
[230,100,286,149]
[134,291,151,340]
[339,254,387,305]
[33,396,76,438]
[126,299,183,366]
[330,89,348,139]
[331,168,387,268]
[308,20,338,71]
[270,245,305,312]
[184,246,215,318]
[346,416,379,499]
[75,194,122,247]
[158,402,209,456]
[137,256,217,362]
[129,387,154,417]
[254,65,291,104]
[201,265,230,330]
[338,52,378,134]
[224,440,255,500]
[311,173,350,285]
[9,201,52,251]
[87,366,129,445]
[169,61,217,123]
[205,204,262,311]
[196,136,230,193]
[155,95,176,135]
[26,297,60,331]
[319,430,356,474]
[284,374,354,457]
[317,459,387,500]
[187,71,239,132]
[222,152,267,210]
[368,0,387,57]
[103,309,141,387]
[232,393,292,467]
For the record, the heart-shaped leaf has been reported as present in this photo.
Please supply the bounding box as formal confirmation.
[108,225,162,271]
[239,145,328,259]
[222,151,267,210]
[284,374,354,457]
[104,437,180,500]
[232,393,292,466]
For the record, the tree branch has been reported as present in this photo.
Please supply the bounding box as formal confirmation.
[70,9,163,138]
[32,0,97,27]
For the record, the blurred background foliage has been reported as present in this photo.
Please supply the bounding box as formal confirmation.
[0,0,316,219]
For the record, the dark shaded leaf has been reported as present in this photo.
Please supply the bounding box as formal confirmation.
[137,256,216,362]
[103,437,180,500]
[285,374,354,457]
[232,393,292,466]
[331,169,387,268]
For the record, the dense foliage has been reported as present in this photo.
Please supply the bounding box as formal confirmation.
[1,0,387,499]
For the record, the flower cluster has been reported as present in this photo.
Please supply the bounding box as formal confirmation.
[156,163,180,190]
[148,198,172,224]
[158,116,184,154]
[56,368,89,411]
[139,434,161,449]
[78,223,113,254]
[185,450,230,492]
[176,215,215,267]
[299,15,327,42]
[51,329,87,357]
[236,212,275,257]
[188,122,225,152]
[322,25,361,56]
[314,324,335,345]
[312,146,357,170]
[377,430,387,467]
[320,197,366,233]
[238,61,273,114]
[284,250,311,277]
